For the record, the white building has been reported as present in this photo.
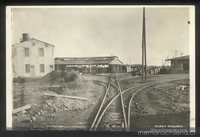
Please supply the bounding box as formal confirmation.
[12,33,55,78]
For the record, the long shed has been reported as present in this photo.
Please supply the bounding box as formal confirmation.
[54,56,128,73]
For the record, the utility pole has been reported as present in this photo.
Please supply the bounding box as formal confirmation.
[142,7,145,81]
[144,7,147,81]
[142,7,147,81]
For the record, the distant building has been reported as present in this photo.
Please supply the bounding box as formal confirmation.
[165,55,189,73]
[129,64,160,75]
[12,33,55,78]
[54,56,129,73]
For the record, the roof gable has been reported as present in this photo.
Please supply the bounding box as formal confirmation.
[109,58,123,65]
[12,38,55,47]
[166,55,189,61]
[31,38,55,47]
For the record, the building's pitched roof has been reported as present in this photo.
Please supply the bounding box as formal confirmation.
[12,38,55,47]
[55,56,117,60]
[165,55,189,61]
[31,38,55,47]
[55,59,114,65]
[54,56,123,65]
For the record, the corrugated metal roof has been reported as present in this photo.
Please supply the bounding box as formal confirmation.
[165,55,189,61]
[55,59,114,65]
[55,57,124,65]
[55,56,118,60]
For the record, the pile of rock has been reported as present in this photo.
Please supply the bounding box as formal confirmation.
[102,113,124,131]
[13,104,46,123]
[13,110,31,123]
[40,70,63,84]
[13,91,92,123]
[64,69,81,83]
[50,97,92,111]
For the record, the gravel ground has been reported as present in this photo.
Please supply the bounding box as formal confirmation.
[12,72,106,130]
[129,79,190,131]
[13,73,190,131]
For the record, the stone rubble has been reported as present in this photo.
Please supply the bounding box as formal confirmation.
[13,97,92,124]
[132,81,189,115]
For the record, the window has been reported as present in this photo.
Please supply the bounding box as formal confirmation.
[32,42,35,46]
[40,64,45,73]
[25,64,30,73]
[50,65,53,68]
[39,48,44,56]
[24,48,29,57]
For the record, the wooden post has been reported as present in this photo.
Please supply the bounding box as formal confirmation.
[142,7,144,81]
[43,93,88,100]
[13,104,32,114]
[142,7,147,81]
[144,7,147,81]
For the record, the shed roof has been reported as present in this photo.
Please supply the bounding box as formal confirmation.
[55,56,123,65]
[165,55,189,61]
[55,56,118,60]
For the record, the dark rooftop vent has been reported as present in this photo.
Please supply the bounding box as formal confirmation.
[20,33,30,42]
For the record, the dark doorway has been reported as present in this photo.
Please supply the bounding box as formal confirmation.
[183,61,189,71]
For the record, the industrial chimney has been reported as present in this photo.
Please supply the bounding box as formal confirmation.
[20,33,30,42]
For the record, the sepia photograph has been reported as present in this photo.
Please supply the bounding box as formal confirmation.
[6,6,195,134]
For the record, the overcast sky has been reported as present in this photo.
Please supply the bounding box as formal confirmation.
[11,6,191,66]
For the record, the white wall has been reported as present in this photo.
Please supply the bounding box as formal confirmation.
[12,39,54,78]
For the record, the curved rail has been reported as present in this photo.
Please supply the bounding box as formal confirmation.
[128,78,189,131]
[93,80,119,91]
[89,74,113,131]
[93,81,107,88]
[126,78,188,131]
[91,74,188,131]
[115,74,128,131]
[92,81,153,131]
[127,83,158,131]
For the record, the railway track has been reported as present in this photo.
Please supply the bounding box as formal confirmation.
[90,74,124,131]
[89,73,157,131]
[90,73,153,131]
[90,74,115,131]
[126,78,188,131]
[90,74,189,131]
[126,83,156,131]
